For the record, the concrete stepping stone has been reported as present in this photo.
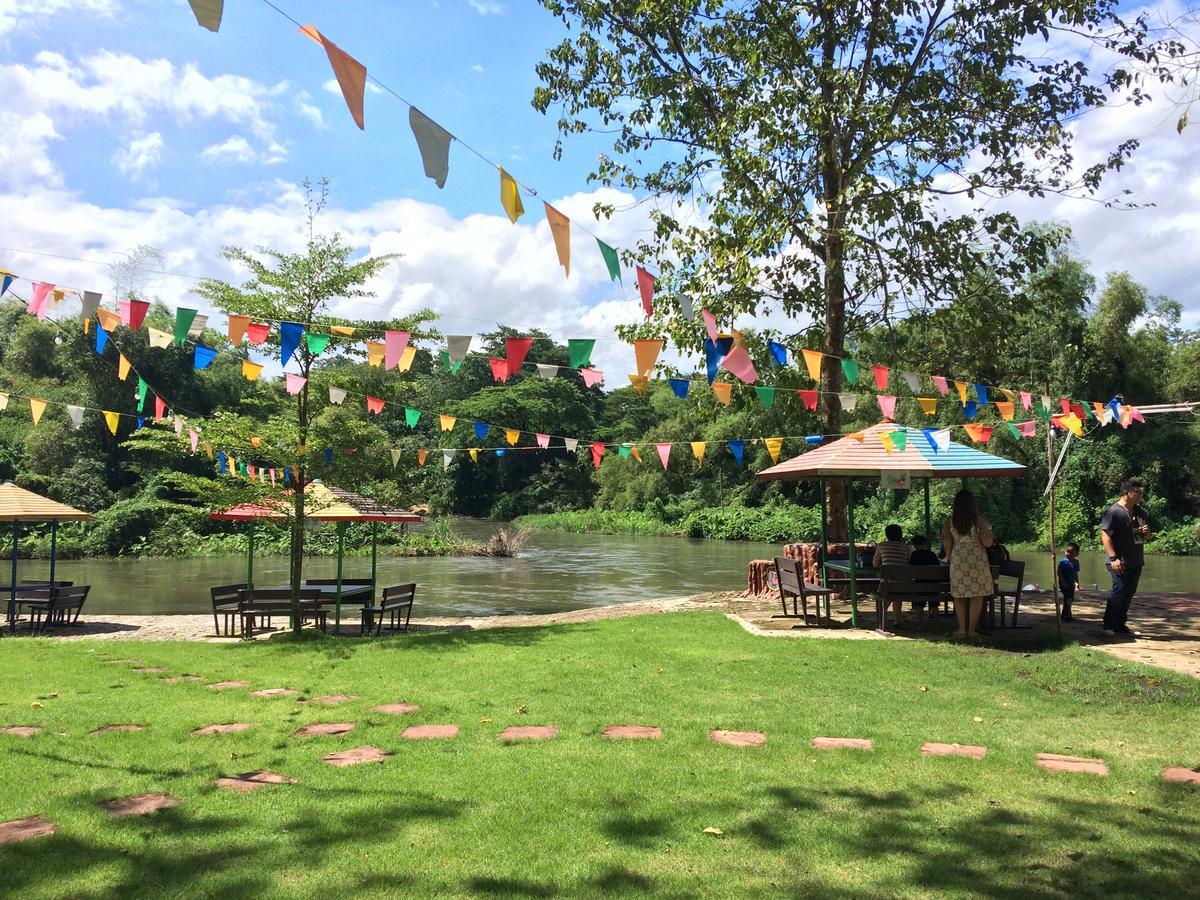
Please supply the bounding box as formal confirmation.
[1162,766,1200,785]
[603,725,661,740]
[710,729,766,747]
[1036,752,1109,776]
[0,816,55,845]
[132,667,168,673]
[301,695,357,704]
[813,737,873,751]
[322,746,392,767]
[401,724,459,740]
[499,725,559,742]
[373,703,420,715]
[99,792,181,817]
[89,725,145,735]
[922,742,987,759]
[163,676,205,684]
[104,659,142,665]
[214,770,298,793]
[294,722,356,737]
[192,723,256,735]
[208,680,250,690]
[0,726,42,737]
[248,688,300,698]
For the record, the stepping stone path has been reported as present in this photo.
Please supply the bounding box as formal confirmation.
[1162,766,1200,785]
[372,703,419,715]
[0,816,55,845]
[163,676,205,684]
[813,737,874,751]
[0,726,41,737]
[105,659,142,665]
[214,771,298,793]
[301,695,357,704]
[99,792,181,817]
[294,722,356,737]
[1036,752,1109,776]
[401,724,459,740]
[499,725,559,742]
[192,723,256,735]
[322,746,391,767]
[89,725,145,735]
[603,725,662,740]
[208,681,250,690]
[132,667,169,674]
[249,688,300,698]
[922,742,987,759]
[710,730,766,747]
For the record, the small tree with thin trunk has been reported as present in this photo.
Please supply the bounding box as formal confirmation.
[194,179,396,631]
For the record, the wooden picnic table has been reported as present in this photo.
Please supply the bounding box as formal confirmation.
[267,584,374,606]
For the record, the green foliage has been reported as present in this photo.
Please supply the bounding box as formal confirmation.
[679,506,822,543]
[514,510,681,536]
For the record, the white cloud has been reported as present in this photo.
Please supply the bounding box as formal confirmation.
[467,0,505,14]
[112,131,164,180]
[201,135,287,166]
[470,64,485,74]
[294,90,325,129]
[322,78,382,97]
[0,0,117,35]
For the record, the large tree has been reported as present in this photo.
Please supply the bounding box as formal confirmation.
[534,0,1185,534]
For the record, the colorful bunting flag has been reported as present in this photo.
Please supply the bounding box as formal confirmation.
[469,448,479,463]
[96,307,120,332]
[397,345,417,373]
[722,346,758,384]
[838,392,858,411]
[564,437,578,453]
[364,340,385,367]
[768,341,788,366]
[953,380,968,403]
[445,336,470,364]
[118,354,132,381]
[964,423,993,443]
[568,339,594,368]
[499,167,524,222]
[877,395,897,420]
[536,364,558,379]
[384,331,410,370]
[443,449,456,470]
[439,414,456,432]
[728,440,745,466]
[618,443,632,459]
[754,385,776,409]
[0,392,8,411]
[655,442,671,469]
[580,368,603,388]
[544,203,571,276]
[703,339,725,385]
[712,382,732,405]
[187,0,222,31]
[228,315,250,344]
[880,432,895,454]
[596,239,621,283]
[408,106,452,188]
[280,322,303,366]
[926,428,950,453]
[917,397,937,416]
[366,396,384,414]
[536,433,550,449]
[66,405,84,429]
[1005,422,1022,440]
[246,322,270,345]
[975,383,989,406]
[190,429,199,453]
[405,407,421,428]
[439,350,465,375]
[417,449,428,466]
[840,358,859,386]
[29,398,46,426]
[136,378,148,412]
[285,373,306,395]
[591,442,605,469]
[506,337,534,374]
[931,375,949,396]
[103,410,120,435]
[669,379,689,399]
[154,396,167,420]
[635,266,655,318]
[872,364,889,391]
[80,290,101,323]
[891,430,908,451]
[305,333,331,355]
[797,389,818,411]
[802,349,823,382]
[1020,391,1032,410]
[193,344,217,370]
[119,298,149,330]
[505,428,520,446]
[474,422,489,440]
[328,386,345,404]
[147,327,172,349]
[391,449,401,468]
[902,372,921,393]
[764,437,783,462]
[690,441,706,465]
[489,358,510,383]
[996,401,1015,421]
[330,325,355,337]
[174,308,197,346]
[633,339,663,377]
[629,375,649,395]
[305,26,367,129]
[963,400,977,420]
[701,309,719,343]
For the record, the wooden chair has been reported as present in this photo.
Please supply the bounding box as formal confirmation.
[995,560,1026,627]
[305,578,375,598]
[210,583,247,637]
[773,557,834,626]
[237,589,325,639]
[878,565,951,632]
[27,586,90,633]
[361,583,416,636]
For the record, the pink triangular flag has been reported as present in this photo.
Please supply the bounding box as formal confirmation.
[189,429,199,453]
[1131,406,1145,424]
[384,331,410,370]
[655,442,671,469]
[285,373,307,395]
[489,358,510,383]
[270,469,277,487]
[721,345,758,384]
[591,441,605,469]
[635,266,655,317]
[154,395,167,420]
[27,282,54,319]
[931,375,949,396]
[1019,391,1032,410]
[702,309,718,343]
[366,396,384,414]
[536,433,550,449]
[580,368,604,388]
[877,395,897,420]
[1017,420,1036,437]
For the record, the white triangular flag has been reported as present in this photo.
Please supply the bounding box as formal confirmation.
[1041,395,1053,412]
[0,392,8,411]
[148,327,173,348]
[174,418,184,436]
[902,372,921,393]
[442,449,456,470]
[536,364,559,379]
[678,294,694,321]
[446,335,472,364]
[564,437,579,453]
[329,387,347,405]
[67,405,84,429]
[838,392,858,411]
[187,313,208,338]
[932,429,951,453]
[80,291,102,323]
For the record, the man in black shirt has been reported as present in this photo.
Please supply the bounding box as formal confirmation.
[1099,479,1151,636]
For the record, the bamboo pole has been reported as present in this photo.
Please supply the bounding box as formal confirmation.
[1047,425,1063,641]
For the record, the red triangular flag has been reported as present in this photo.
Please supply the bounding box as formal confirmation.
[489,358,510,383]
[635,266,655,318]
[872,364,889,391]
[154,395,167,420]
[366,396,384,414]
[246,322,270,345]
[797,389,818,411]
[505,337,534,375]
[591,441,605,469]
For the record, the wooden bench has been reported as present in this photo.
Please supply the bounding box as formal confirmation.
[877,565,952,632]
[361,583,416,636]
[22,585,91,634]
[773,557,834,626]
[211,583,247,637]
[237,589,326,639]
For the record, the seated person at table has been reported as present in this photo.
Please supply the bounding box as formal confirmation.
[909,534,942,623]
[873,524,910,627]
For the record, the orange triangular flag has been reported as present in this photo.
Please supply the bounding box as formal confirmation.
[712,382,732,405]
[364,340,385,367]
[802,348,823,382]
[439,414,456,432]
[96,307,120,332]
[996,400,1015,421]
[304,26,367,129]
[632,339,663,377]
[506,428,520,446]
[118,353,132,381]
[917,397,937,416]
[847,432,865,443]
[29,398,47,426]
[544,203,570,276]
[417,448,428,466]
[227,315,250,344]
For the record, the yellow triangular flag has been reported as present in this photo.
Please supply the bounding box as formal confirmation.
[499,168,524,223]
[544,202,570,276]
[29,398,47,426]
[690,441,707,465]
[632,339,663,377]
[847,432,865,443]
[917,397,937,416]
[397,345,417,372]
[954,380,968,403]
[330,325,356,337]
[118,353,132,381]
[764,437,783,462]
[629,374,649,395]
[439,414,457,432]
[147,327,172,349]
[1062,411,1084,437]
[469,448,479,463]
[505,428,520,446]
[204,441,214,460]
[103,410,120,435]
[996,400,1015,421]
[242,360,264,381]
[712,382,732,405]
[417,448,428,466]
[365,340,385,367]
[802,348,823,382]
[880,432,895,454]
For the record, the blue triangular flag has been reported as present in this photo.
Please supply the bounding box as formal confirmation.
[728,440,744,466]
[194,344,217,370]
[805,435,823,445]
[669,378,690,399]
[474,422,489,440]
[283,466,291,485]
[1107,397,1122,420]
[496,449,506,457]
[974,383,989,406]
[0,274,12,296]
[963,400,977,420]
[923,428,939,452]
[768,341,788,366]
[217,450,227,475]
[95,327,109,354]
[136,417,145,430]
[324,447,334,466]
[280,322,304,366]
[703,339,725,385]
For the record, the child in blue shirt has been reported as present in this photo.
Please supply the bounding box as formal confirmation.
[1057,542,1080,622]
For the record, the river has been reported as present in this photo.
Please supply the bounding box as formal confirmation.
[29,521,1200,618]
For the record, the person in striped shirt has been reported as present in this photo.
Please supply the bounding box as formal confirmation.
[873,524,911,627]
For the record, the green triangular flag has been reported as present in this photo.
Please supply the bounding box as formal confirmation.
[618,444,632,459]
[754,385,776,409]
[174,308,198,346]
[1034,402,1052,421]
[305,333,331,355]
[891,430,908,451]
[136,378,149,413]
[568,339,595,369]
[405,407,421,428]
[439,350,464,375]
[1006,422,1022,440]
[596,239,621,283]
[841,358,859,386]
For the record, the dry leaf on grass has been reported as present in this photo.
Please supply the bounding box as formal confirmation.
[702,827,723,836]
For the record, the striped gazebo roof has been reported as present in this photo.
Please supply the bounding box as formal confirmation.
[0,483,95,522]
[757,423,1026,481]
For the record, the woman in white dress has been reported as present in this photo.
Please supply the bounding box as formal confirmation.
[940,489,994,638]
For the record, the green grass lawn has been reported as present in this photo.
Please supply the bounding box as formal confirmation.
[1,612,1198,898]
